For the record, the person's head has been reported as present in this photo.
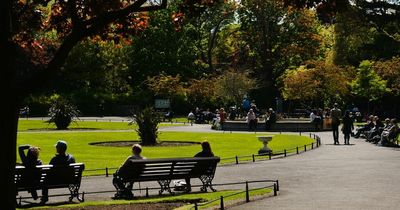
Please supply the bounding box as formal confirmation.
[220,108,224,112]
[201,141,212,152]
[249,109,253,113]
[55,140,68,154]
[390,118,397,124]
[345,110,350,117]
[27,146,40,160]
[385,118,390,124]
[334,103,338,108]
[132,144,142,156]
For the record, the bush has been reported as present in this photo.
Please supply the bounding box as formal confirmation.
[47,94,80,130]
[131,107,161,145]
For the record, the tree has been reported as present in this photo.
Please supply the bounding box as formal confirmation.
[1,0,171,208]
[350,60,390,113]
[238,0,323,107]
[280,60,353,107]
[214,69,257,107]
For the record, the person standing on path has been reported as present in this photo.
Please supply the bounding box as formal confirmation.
[331,103,342,145]
[341,110,354,145]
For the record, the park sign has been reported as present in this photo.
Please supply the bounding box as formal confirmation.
[155,99,170,109]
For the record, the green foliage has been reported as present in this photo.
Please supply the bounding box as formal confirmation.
[350,60,390,101]
[214,69,257,107]
[374,56,400,96]
[280,60,354,106]
[131,107,161,145]
[46,94,80,130]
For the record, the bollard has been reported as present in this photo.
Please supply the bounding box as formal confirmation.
[312,143,314,149]
[194,202,198,210]
[246,181,250,202]
[146,187,149,197]
[304,145,307,152]
[276,180,280,191]
[220,196,225,210]
[309,133,311,138]
[269,153,272,160]
[235,156,239,164]
[252,154,255,162]
[299,131,302,136]
[81,191,85,201]
[106,167,109,177]
[274,183,277,196]
[284,149,287,157]
[296,147,299,154]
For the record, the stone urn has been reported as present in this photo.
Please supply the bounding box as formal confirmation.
[258,136,273,155]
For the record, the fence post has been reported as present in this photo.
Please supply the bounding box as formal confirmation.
[312,143,314,149]
[235,156,239,164]
[246,181,250,202]
[309,133,311,138]
[106,167,109,177]
[296,147,299,154]
[252,154,255,162]
[276,180,280,191]
[284,149,287,157]
[220,196,224,210]
[146,187,149,197]
[304,145,307,152]
[273,183,277,196]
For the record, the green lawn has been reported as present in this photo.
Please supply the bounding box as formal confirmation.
[18,119,185,131]
[17,131,314,175]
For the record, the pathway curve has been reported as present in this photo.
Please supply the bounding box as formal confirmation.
[18,122,400,209]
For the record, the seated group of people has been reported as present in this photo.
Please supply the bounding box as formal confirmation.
[17,140,76,204]
[354,115,399,146]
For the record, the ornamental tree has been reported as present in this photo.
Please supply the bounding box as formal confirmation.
[0,0,223,208]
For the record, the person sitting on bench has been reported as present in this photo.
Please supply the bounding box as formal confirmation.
[18,144,43,200]
[113,144,145,199]
[185,141,214,192]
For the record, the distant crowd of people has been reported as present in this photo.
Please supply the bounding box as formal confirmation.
[354,115,399,146]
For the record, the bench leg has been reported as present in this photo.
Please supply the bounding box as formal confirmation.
[157,180,174,195]
[199,175,217,192]
[68,184,84,202]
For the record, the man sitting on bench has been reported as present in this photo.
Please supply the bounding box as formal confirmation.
[113,144,145,199]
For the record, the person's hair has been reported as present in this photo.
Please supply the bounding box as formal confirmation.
[201,141,212,152]
[132,144,142,154]
[27,146,40,160]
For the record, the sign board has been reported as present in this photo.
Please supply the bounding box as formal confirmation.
[155,99,170,109]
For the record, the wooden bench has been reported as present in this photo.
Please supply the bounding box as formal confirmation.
[15,163,85,205]
[115,157,220,195]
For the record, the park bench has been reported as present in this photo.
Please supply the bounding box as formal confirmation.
[15,163,85,205]
[115,156,220,195]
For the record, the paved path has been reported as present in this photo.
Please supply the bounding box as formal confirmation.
[18,122,400,209]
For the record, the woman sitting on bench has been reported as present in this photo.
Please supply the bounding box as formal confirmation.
[185,141,214,192]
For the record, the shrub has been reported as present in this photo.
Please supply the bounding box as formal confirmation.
[131,107,161,145]
[47,94,80,130]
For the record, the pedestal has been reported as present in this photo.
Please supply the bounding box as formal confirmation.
[258,136,273,155]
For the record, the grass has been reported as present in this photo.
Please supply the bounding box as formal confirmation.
[18,188,273,210]
[18,119,185,131]
[17,131,315,175]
